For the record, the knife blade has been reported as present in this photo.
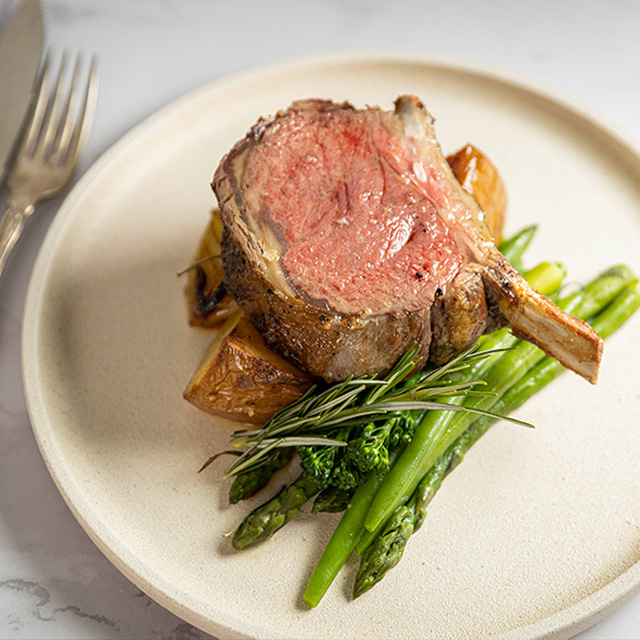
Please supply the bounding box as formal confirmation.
[0,0,44,188]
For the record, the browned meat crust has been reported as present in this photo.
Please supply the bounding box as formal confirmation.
[220,228,431,380]
[213,96,603,383]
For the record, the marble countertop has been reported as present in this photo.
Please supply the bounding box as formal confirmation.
[1,1,639,638]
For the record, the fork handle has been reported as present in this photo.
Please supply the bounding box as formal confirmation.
[0,194,35,280]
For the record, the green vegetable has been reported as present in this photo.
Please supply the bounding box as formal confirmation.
[353,279,639,596]
[228,448,294,503]
[364,265,637,535]
[353,502,418,598]
[498,224,537,270]
[231,475,320,550]
[313,486,356,513]
[302,260,564,606]
[297,427,354,489]
[303,447,404,608]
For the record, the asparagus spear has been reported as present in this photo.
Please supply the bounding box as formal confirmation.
[231,475,320,550]
[229,448,294,503]
[364,266,636,534]
[353,449,454,597]
[354,279,639,596]
[303,261,565,607]
[498,224,537,271]
[353,502,418,598]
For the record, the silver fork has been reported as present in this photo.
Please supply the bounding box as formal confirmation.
[0,51,98,279]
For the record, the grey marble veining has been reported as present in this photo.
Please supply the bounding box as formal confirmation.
[1,1,640,638]
[0,579,209,638]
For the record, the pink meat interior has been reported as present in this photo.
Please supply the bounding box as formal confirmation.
[241,101,463,315]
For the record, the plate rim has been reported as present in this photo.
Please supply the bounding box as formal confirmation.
[20,49,640,640]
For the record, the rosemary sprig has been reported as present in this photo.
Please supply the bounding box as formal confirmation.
[176,254,222,277]
[222,344,533,479]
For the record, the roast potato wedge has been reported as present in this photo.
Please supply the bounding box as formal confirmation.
[447,143,507,242]
[186,208,238,327]
[184,315,315,424]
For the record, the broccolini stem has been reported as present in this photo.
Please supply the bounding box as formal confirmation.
[364,265,636,534]
[353,279,639,596]
[313,486,356,513]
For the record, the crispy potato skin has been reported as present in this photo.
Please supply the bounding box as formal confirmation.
[183,317,314,424]
[186,209,238,327]
[446,143,507,242]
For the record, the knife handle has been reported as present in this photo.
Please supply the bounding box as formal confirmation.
[0,194,35,280]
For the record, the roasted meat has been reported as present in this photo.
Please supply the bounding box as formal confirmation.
[212,96,603,383]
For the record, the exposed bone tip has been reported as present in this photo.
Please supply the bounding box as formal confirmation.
[394,94,435,126]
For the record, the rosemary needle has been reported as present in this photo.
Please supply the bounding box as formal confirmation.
[222,344,531,479]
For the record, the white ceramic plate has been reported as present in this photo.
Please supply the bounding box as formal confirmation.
[22,52,640,640]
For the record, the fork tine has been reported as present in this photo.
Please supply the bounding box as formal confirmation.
[39,51,69,155]
[64,54,98,167]
[52,53,82,158]
[22,50,53,155]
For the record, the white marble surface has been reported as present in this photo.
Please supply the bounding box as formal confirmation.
[1,1,639,638]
